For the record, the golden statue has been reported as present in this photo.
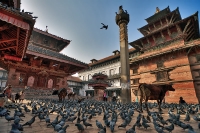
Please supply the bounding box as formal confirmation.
[155,7,160,14]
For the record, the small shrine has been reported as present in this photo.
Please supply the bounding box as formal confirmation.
[88,73,109,100]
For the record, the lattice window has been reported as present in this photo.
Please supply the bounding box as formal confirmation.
[157,61,164,68]
[156,71,169,81]
[132,78,139,85]
[196,55,200,62]
[132,68,138,74]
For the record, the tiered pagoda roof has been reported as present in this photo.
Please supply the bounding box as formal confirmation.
[27,44,87,67]
[31,28,70,52]
[88,73,109,89]
[130,6,199,54]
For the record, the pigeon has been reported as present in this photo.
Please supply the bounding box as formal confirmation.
[68,116,77,123]
[75,123,84,133]
[118,120,128,128]
[96,120,104,129]
[9,123,21,133]
[98,126,106,133]
[5,113,15,122]
[100,23,108,30]
[58,125,69,133]
[126,124,136,133]
[164,123,174,133]
[83,121,92,128]
[22,115,37,127]
[184,112,190,122]
[142,121,150,129]
[45,114,50,124]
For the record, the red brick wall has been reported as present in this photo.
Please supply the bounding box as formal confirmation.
[130,41,199,103]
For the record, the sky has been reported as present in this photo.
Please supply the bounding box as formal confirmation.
[21,0,200,64]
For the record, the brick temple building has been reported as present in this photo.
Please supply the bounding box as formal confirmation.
[130,6,200,103]
[0,0,88,90]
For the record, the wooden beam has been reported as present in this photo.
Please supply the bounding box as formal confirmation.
[186,31,195,41]
[172,16,177,23]
[175,24,182,34]
[167,28,171,36]
[183,19,191,33]
[0,45,16,50]
[165,16,169,24]
[185,25,193,33]
[64,65,71,72]
[0,38,17,43]
[16,27,20,54]
[169,13,175,24]
[160,19,163,26]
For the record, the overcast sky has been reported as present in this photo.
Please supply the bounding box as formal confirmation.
[21,0,200,64]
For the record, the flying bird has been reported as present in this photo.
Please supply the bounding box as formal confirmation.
[100,23,108,30]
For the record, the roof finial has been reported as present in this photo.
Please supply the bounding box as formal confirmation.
[155,7,160,14]
[45,26,48,33]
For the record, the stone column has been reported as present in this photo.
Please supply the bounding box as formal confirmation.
[115,6,131,103]
[6,67,17,86]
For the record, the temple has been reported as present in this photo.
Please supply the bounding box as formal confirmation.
[129,6,200,103]
[0,0,88,90]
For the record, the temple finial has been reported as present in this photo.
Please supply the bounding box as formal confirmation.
[155,7,160,14]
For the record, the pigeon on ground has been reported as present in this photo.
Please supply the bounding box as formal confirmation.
[83,121,92,128]
[9,123,21,133]
[5,113,15,122]
[98,126,106,133]
[96,120,104,129]
[22,115,37,127]
[75,123,84,133]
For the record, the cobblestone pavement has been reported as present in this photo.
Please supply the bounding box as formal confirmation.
[0,99,199,133]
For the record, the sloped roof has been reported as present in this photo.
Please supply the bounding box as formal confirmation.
[146,6,171,23]
[27,44,88,67]
[88,48,136,66]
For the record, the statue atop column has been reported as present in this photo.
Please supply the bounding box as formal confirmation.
[115,5,129,25]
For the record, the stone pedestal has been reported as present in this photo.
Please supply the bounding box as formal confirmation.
[94,89,104,101]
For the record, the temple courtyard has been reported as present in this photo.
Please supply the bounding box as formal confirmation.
[0,94,200,133]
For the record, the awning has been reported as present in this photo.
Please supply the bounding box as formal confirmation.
[0,12,30,30]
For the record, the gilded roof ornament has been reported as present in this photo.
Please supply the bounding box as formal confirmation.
[155,7,160,14]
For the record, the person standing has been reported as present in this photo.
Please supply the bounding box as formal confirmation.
[3,84,12,100]
[112,91,117,102]
[103,91,107,101]
[19,91,25,103]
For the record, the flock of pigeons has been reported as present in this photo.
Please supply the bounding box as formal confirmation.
[0,98,200,133]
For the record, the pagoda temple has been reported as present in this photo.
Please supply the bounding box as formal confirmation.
[130,6,200,103]
[88,73,109,100]
[0,0,88,90]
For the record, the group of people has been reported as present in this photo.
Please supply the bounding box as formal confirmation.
[0,84,25,103]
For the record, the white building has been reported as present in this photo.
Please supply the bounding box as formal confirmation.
[78,49,135,97]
